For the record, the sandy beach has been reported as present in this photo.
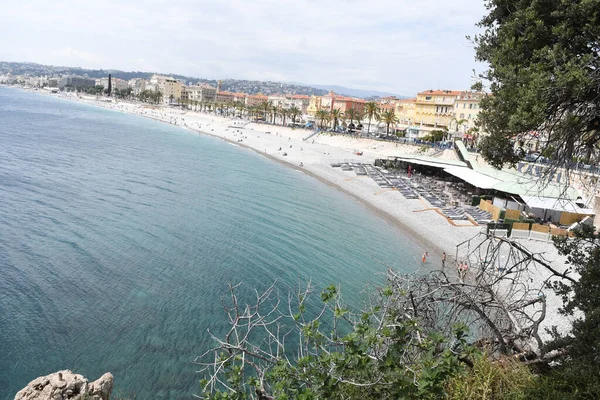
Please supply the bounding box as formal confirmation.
[47,91,574,340]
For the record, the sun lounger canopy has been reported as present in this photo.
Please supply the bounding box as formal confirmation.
[443,167,502,189]
[520,195,594,214]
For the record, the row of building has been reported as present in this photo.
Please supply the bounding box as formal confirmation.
[2,72,486,139]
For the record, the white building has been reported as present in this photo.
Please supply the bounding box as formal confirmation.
[128,78,147,95]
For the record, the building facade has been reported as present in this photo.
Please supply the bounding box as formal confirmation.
[58,76,95,88]
[188,84,217,103]
[414,89,461,135]
[307,95,323,115]
[394,99,416,126]
[163,79,182,102]
[451,91,486,139]
[245,94,268,107]
[128,78,147,95]
[215,91,235,103]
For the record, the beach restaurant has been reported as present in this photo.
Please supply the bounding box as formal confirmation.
[381,148,595,226]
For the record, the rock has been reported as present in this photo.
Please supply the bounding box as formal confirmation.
[15,370,113,400]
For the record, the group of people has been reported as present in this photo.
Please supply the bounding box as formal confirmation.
[422,251,468,279]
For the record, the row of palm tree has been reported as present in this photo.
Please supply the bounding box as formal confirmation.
[313,102,400,135]
[132,94,402,135]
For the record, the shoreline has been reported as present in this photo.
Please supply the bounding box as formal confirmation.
[39,91,480,260]
[6,87,575,340]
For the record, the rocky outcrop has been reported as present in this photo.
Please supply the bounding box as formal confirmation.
[15,370,113,400]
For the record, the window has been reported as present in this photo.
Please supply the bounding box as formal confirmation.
[469,104,473,109]
[468,114,472,119]
[463,103,466,108]
[460,113,464,119]
[425,96,432,100]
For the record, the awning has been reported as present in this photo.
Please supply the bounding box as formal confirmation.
[397,157,467,169]
[399,159,447,169]
[444,167,502,189]
[520,195,595,215]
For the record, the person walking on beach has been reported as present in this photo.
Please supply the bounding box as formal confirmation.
[442,252,446,268]
[458,262,468,279]
[422,251,428,264]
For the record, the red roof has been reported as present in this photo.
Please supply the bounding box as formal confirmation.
[418,90,461,96]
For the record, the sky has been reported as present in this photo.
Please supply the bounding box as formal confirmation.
[0,0,488,96]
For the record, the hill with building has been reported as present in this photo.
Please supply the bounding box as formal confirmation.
[0,61,329,97]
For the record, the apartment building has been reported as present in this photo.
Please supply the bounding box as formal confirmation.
[188,84,217,103]
[245,94,268,107]
[394,99,416,125]
[128,78,146,95]
[414,89,461,135]
[308,91,364,115]
[451,91,486,138]
[307,95,324,115]
[163,79,182,102]
[58,75,95,88]
[215,91,235,103]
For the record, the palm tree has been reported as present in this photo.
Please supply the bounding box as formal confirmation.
[271,106,279,124]
[280,108,289,127]
[330,109,343,131]
[364,102,380,135]
[345,108,359,126]
[235,102,245,118]
[450,117,469,140]
[315,110,330,130]
[378,110,400,136]
[289,106,301,124]
[259,101,271,122]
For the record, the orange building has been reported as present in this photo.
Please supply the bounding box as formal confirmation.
[245,94,268,107]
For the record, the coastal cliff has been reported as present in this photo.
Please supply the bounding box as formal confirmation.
[15,370,113,400]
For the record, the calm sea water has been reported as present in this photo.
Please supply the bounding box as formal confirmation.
[0,88,423,399]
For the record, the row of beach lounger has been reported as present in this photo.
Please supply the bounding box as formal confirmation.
[331,163,495,224]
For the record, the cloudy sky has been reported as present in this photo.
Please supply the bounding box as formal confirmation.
[0,0,487,95]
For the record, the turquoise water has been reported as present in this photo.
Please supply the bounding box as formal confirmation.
[0,88,422,398]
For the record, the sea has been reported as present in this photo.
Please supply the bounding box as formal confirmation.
[0,87,423,399]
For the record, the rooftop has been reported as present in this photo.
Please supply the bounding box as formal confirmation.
[417,89,462,96]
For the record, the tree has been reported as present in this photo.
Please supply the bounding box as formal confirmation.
[196,228,582,399]
[545,225,600,396]
[379,110,399,136]
[345,108,363,127]
[473,0,600,171]
[259,101,271,122]
[423,130,445,143]
[450,118,468,140]
[197,280,475,399]
[315,110,330,130]
[330,108,343,131]
[235,102,245,118]
[280,108,288,127]
[289,106,301,124]
[364,102,379,135]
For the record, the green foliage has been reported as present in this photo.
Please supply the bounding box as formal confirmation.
[446,354,536,400]
[200,282,476,399]
[364,102,379,135]
[474,0,600,169]
[378,110,399,135]
[546,224,600,397]
[423,130,445,142]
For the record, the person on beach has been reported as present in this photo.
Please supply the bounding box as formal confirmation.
[442,252,446,268]
[458,262,468,279]
[422,251,428,264]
